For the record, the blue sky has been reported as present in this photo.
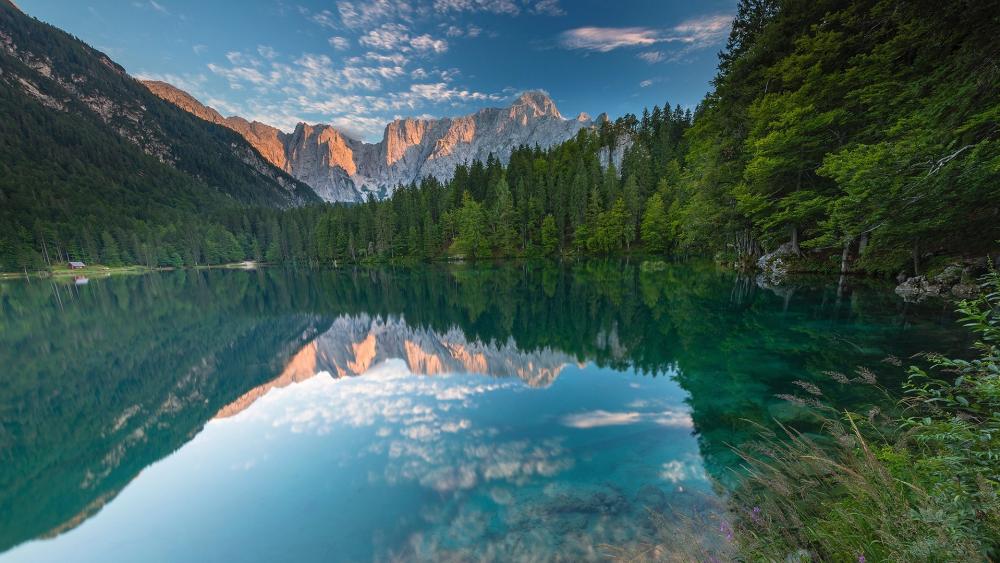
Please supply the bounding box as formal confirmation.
[20,0,735,141]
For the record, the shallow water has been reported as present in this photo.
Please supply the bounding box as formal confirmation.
[0,262,969,561]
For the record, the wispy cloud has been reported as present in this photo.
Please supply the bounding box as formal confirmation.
[433,0,521,16]
[530,0,565,16]
[639,79,653,88]
[257,45,278,60]
[560,27,660,52]
[309,9,338,29]
[559,14,732,54]
[132,0,170,15]
[637,51,665,63]
[148,0,168,14]
[431,0,562,17]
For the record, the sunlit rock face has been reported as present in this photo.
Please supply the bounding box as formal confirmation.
[143,81,595,202]
[314,315,576,386]
[216,314,576,419]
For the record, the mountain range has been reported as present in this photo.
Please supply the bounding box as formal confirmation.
[144,81,602,202]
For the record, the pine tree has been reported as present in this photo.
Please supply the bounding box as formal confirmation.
[541,214,558,256]
[451,192,490,258]
[641,193,671,254]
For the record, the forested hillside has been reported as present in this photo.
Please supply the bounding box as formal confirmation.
[679,0,1000,273]
[0,1,317,272]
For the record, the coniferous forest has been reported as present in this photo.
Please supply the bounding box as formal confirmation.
[3,0,998,276]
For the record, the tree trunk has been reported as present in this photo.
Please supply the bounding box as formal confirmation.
[840,237,854,275]
[790,224,800,256]
[912,240,920,276]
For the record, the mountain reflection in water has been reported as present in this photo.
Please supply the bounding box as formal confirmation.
[218,314,579,421]
[0,262,968,561]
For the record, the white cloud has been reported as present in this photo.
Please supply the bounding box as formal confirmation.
[359,23,448,54]
[337,0,414,29]
[411,34,448,54]
[403,82,499,105]
[192,44,207,56]
[225,51,261,67]
[561,408,692,429]
[328,36,351,50]
[654,410,693,428]
[671,14,733,48]
[660,460,687,483]
[359,22,411,51]
[639,79,653,88]
[560,14,732,53]
[561,410,642,428]
[659,458,707,483]
[207,63,276,87]
[358,52,409,65]
[560,27,660,52]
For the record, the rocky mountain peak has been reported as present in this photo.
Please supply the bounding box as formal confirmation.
[510,90,561,119]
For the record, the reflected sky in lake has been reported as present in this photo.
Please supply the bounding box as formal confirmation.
[0,262,969,561]
[5,345,711,562]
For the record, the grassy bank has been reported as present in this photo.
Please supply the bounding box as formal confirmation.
[0,264,152,280]
[728,271,1000,561]
[609,271,1000,562]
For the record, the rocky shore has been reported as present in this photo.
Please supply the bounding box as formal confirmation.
[755,244,997,303]
[893,258,993,302]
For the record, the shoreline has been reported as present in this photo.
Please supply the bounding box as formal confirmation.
[0,261,260,281]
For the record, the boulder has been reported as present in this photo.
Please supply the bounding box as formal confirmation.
[756,242,798,284]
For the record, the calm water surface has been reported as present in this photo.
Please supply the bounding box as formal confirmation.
[0,262,968,561]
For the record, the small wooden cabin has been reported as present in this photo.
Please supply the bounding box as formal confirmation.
[68,261,86,270]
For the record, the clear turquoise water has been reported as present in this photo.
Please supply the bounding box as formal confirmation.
[0,262,970,561]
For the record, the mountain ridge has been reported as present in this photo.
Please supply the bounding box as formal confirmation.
[144,80,603,202]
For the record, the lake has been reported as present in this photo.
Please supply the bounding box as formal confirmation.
[0,261,969,561]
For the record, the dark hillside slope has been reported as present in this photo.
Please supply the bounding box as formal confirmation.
[0,1,319,270]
